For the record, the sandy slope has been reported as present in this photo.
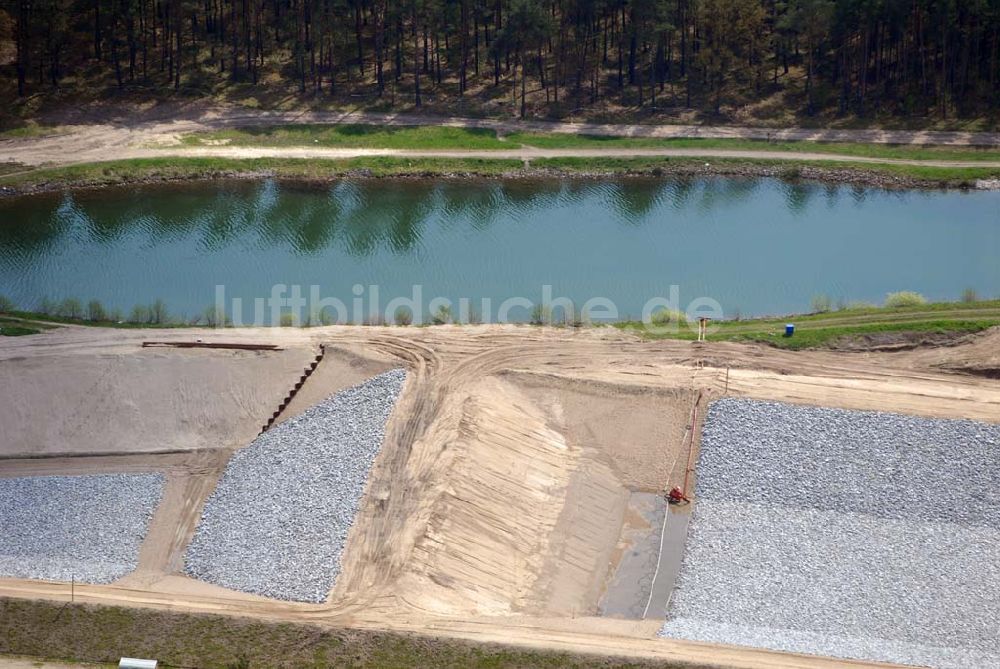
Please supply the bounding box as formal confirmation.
[1,323,998,668]
[0,345,314,457]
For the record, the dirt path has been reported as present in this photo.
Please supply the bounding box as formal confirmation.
[3,108,1000,169]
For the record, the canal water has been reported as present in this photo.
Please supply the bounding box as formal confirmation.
[0,178,996,323]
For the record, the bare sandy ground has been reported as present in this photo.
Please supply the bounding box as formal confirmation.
[2,108,999,169]
[0,344,314,457]
[2,323,999,668]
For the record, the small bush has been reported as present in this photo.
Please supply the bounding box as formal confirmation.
[279,312,294,327]
[884,291,927,308]
[58,298,83,319]
[129,305,151,323]
[86,299,107,321]
[847,300,877,310]
[431,304,452,325]
[781,165,803,180]
[150,298,169,325]
[962,288,979,303]
[650,308,687,326]
[529,304,550,325]
[811,294,832,313]
[203,305,228,327]
[38,298,55,315]
[318,308,337,326]
[393,307,413,326]
[0,295,14,313]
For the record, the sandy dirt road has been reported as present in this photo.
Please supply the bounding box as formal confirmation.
[2,107,1000,169]
[2,323,998,668]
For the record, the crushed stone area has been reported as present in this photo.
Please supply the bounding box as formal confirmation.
[184,369,406,603]
[659,398,1000,669]
[0,473,165,584]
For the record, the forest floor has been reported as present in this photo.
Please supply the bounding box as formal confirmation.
[2,106,1000,192]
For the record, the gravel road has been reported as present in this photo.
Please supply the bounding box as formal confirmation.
[660,398,1000,669]
[0,473,165,584]
[184,368,406,602]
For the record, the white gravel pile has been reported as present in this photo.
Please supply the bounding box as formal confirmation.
[184,369,406,603]
[0,473,165,584]
[659,398,1000,669]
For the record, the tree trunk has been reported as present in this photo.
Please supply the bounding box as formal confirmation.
[519,49,526,118]
[413,9,421,106]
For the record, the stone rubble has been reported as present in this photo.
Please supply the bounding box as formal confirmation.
[184,369,406,603]
[659,398,1000,669]
[0,473,165,584]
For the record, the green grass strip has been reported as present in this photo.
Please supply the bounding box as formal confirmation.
[616,301,1000,350]
[181,124,509,150]
[0,598,692,669]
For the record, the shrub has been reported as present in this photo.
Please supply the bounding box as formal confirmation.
[86,299,107,321]
[129,305,151,323]
[318,308,337,326]
[58,298,83,319]
[393,307,413,326]
[431,304,452,325]
[650,308,687,326]
[109,308,123,322]
[884,291,927,308]
[150,299,169,324]
[38,298,55,315]
[810,294,832,313]
[847,300,877,310]
[529,304,550,325]
[781,165,803,180]
[0,295,14,313]
[962,288,979,303]
[203,305,228,327]
[279,312,294,327]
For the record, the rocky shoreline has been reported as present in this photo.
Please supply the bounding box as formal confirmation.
[1,160,997,198]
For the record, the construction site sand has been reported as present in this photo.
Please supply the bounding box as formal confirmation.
[0,345,314,457]
[1,324,999,668]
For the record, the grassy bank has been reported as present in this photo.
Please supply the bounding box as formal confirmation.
[3,155,999,194]
[530,156,1000,184]
[6,293,998,351]
[0,156,524,191]
[509,133,1000,161]
[0,316,51,336]
[179,124,1000,162]
[0,598,685,669]
[617,300,1000,350]
[180,124,508,149]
